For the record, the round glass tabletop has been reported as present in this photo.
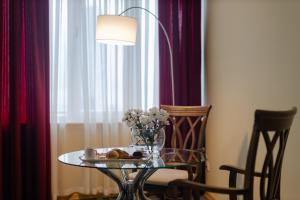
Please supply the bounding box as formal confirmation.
[58,147,205,169]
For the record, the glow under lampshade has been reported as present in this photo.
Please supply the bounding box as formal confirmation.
[96,15,137,45]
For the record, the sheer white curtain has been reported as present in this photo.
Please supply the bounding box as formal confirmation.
[50,0,158,199]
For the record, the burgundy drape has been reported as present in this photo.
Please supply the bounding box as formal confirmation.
[159,0,202,106]
[0,0,51,199]
[159,0,203,156]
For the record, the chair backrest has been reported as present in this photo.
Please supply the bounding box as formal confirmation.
[160,105,212,150]
[244,107,297,200]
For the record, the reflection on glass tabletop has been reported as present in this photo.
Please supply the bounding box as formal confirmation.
[58,147,204,169]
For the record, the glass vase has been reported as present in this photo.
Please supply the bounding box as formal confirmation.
[151,128,165,158]
[130,128,147,151]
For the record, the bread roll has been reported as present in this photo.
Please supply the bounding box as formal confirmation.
[106,150,119,159]
[115,149,129,158]
[106,149,129,159]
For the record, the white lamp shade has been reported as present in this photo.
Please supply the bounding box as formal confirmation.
[96,15,137,46]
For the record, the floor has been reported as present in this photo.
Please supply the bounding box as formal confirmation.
[58,192,208,200]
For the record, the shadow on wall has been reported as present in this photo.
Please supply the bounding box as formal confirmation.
[236,133,249,189]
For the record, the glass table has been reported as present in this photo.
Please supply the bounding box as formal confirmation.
[58,147,205,200]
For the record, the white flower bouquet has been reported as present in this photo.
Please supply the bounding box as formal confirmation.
[122,107,170,152]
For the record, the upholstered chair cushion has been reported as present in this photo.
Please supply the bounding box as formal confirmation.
[129,169,195,186]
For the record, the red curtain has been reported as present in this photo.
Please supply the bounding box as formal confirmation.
[0,0,51,199]
[159,0,202,106]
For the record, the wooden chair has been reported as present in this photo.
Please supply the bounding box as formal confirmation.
[169,107,297,200]
[141,105,212,198]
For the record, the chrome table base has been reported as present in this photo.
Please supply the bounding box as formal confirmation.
[97,168,158,200]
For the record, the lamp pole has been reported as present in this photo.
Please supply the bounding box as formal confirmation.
[119,7,175,106]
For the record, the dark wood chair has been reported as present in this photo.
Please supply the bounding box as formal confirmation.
[142,105,212,198]
[169,107,297,200]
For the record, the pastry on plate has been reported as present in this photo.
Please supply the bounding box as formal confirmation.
[132,151,143,159]
[106,149,129,159]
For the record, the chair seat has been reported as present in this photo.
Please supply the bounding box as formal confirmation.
[129,168,194,186]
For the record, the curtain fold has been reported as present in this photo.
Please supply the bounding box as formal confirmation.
[0,0,51,199]
[158,0,202,149]
[50,0,158,198]
[159,0,202,106]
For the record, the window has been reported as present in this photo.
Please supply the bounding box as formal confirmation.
[50,0,159,123]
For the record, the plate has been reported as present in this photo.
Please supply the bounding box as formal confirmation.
[79,155,105,163]
[79,155,150,163]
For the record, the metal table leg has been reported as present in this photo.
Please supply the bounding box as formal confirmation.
[97,168,158,200]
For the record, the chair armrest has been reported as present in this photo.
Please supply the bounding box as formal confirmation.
[219,165,245,174]
[220,164,267,177]
[169,179,248,195]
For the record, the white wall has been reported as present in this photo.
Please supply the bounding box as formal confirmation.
[205,0,300,199]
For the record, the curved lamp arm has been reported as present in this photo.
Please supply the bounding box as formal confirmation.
[119,6,175,106]
[119,7,175,106]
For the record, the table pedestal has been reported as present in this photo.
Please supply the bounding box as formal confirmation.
[97,168,158,200]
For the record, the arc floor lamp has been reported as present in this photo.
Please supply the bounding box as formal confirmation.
[96,7,175,106]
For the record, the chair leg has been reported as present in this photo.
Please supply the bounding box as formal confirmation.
[193,190,201,200]
[166,185,179,200]
[182,188,192,200]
